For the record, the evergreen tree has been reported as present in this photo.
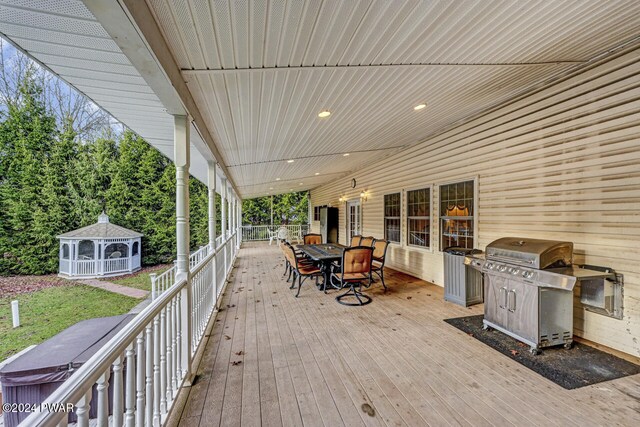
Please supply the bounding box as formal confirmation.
[0,73,58,274]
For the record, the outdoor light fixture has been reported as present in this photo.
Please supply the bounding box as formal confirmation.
[338,196,344,202]
[318,110,331,118]
[269,187,273,190]
[287,159,294,163]
[360,190,368,201]
[343,153,350,157]
[414,103,427,110]
[315,172,320,175]
[276,178,281,181]
[299,183,303,185]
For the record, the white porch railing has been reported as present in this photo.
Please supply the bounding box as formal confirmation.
[23,230,240,427]
[241,224,310,242]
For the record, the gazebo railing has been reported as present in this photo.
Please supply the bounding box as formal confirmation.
[23,229,239,427]
[104,258,129,273]
[76,259,96,276]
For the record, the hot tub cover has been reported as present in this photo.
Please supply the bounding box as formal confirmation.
[0,314,134,386]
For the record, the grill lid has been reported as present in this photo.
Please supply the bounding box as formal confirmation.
[486,237,573,269]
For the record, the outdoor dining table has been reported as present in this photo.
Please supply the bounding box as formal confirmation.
[295,243,346,292]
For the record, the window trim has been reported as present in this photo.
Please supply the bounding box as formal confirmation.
[382,191,402,244]
[404,185,433,251]
[437,176,479,253]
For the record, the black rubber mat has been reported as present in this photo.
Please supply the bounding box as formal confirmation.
[444,315,640,389]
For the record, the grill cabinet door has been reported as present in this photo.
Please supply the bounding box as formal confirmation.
[484,274,507,329]
[506,279,539,344]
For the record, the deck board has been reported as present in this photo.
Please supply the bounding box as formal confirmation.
[173,243,640,427]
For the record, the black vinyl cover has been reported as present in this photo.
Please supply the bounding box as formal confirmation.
[0,314,134,386]
[443,247,482,256]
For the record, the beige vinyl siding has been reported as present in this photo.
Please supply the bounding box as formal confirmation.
[310,47,640,357]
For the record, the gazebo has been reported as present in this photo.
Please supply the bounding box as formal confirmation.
[57,213,143,279]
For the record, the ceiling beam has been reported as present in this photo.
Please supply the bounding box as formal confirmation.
[181,61,585,75]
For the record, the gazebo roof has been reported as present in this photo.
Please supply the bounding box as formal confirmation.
[57,213,143,239]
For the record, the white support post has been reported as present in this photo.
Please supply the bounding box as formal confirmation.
[208,162,218,309]
[221,178,227,240]
[221,178,228,277]
[237,199,242,249]
[174,115,192,384]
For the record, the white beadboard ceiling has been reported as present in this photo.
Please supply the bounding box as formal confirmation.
[146,0,640,199]
[0,0,229,193]
[1,0,639,200]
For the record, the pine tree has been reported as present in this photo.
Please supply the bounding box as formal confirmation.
[0,73,57,274]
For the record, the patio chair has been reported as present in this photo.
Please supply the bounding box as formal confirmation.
[359,236,375,247]
[276,226,289,245]
[349,235,363,247]
[303,233,322,245]
[331,246,374,306]
[370,239,390,290]
[268,228,278,245]
[284,244,321,297]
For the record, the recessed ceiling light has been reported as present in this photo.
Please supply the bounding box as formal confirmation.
[276,178,281,181]
[343,153,350,157]
[414,103,427,111]
[318,110,331,118]
[315,172,320,175]
[287,159,294,163]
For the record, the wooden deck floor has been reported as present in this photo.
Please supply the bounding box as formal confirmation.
[172,242,640,427]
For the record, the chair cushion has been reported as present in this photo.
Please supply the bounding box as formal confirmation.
[298,265,321,275]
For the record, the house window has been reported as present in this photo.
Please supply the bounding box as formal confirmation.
[383,193,401,243]
[440,180,475,250]
[406,188,430,248]
[314,205,326,221]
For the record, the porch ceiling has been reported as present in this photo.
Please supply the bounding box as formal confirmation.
[145,0,640,199]
[0,0,228,192]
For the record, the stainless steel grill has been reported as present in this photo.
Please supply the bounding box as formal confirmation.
[465,236,612,354]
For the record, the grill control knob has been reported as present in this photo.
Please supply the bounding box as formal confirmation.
[512,268,520,275]
[499,265,507,272]
[522,271,534,279]
[486,263,494,270]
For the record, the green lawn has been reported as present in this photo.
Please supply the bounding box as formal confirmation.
[110,265,171,292]
[0,285,140,361]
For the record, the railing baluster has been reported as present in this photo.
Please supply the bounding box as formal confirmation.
[113,355,124,427]
[170,297,177,397]
[75,389,92,427]
[125,344,136,427]
[145,323,154,427]
[96,370,110,427]
[160,306,167,414]
[175,292,182,381]
[154,313,162,425]
[136,332,145,427]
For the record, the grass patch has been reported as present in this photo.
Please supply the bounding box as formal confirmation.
[110,265,171,292]
[0,284,140,361]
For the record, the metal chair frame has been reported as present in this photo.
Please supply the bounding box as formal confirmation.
[285,244,321,297]
[331,246,374,306]
[370,239,390,290]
